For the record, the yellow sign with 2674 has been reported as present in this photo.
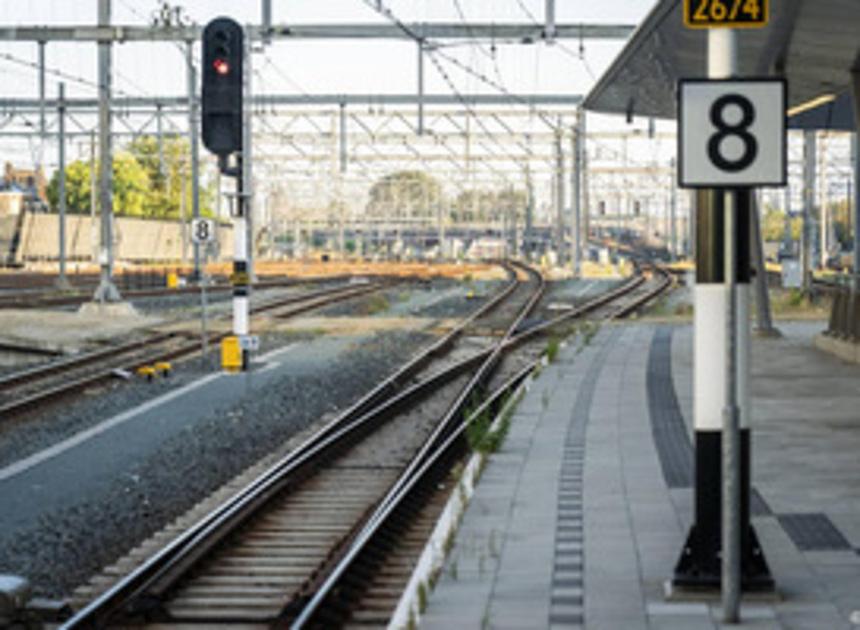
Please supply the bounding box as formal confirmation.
[684,0,768,29]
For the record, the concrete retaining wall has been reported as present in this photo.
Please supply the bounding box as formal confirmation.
[15,213,234,263]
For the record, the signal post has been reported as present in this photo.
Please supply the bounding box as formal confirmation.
[201,17,251,372]
[674,0,778,622]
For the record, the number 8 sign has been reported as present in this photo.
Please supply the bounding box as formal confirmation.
[678,78,786,188]
[191,218,216,244]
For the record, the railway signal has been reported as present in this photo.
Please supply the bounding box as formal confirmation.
[201,16,250,373]
[202,17,244,159]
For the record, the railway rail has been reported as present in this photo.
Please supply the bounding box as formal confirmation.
[0,280,386,419]
[61,262,671,628]
[0,274,352,310]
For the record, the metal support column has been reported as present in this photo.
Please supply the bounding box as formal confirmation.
[38,40,46,172]
[56,83,71,291]
[544,0,556,43]
[581,111,590,245]
[93,0,120,302]
[89,130,97,263]
[187,41,201,281]
[261,0,272,45]
[670,157,678,260]
[851,71,860,288]
[554,122,565,266]
[156,103,165,178]
[339,102,348,174]
[751,192,779,336]
[802,130,816,292]
[417,40,425,135]
[525,164,534,261]
[571,110,582,276]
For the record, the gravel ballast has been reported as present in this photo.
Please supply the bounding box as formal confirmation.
[0,277,503,599]
[0,329,433,598]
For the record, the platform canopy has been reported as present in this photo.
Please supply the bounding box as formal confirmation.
[583,0,860,122]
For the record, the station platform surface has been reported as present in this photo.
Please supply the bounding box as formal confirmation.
[421,322,860,629]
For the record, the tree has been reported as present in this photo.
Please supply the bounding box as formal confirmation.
[761,205,787,242]
[47,135,215,220]
[47,151,150,217]
[367,170,443,219]
[126,135,215,220]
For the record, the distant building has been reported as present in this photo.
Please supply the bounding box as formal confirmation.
[0,191,25,217]
[1,162,48,211]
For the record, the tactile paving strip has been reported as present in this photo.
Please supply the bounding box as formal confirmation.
[646,327,694,488]
[646,327,772,516]
[777,513,852,551]
[548,329,618,629]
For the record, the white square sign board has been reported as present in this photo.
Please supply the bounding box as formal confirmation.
[191,218,217,244]
[679,78,786,188]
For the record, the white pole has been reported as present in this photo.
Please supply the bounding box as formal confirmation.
[709,26,741,623]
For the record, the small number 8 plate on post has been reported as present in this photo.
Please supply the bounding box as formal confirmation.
[678,78,786,188]
[191,218,216,244]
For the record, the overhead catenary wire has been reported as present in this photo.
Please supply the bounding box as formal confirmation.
[359,0,558,130]
[512,0,597,80]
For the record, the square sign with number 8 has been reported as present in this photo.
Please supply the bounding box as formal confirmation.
[191,218,217,244]
[678,78,786,188]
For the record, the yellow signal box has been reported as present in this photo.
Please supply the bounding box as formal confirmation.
[221,336,243,373]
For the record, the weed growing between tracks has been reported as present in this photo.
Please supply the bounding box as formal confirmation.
[365,294,391,315]
[546,336,561,363]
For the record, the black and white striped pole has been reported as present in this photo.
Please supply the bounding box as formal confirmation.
[675,2,781,616]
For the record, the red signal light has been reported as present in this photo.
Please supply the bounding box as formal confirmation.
[213,58,230,76]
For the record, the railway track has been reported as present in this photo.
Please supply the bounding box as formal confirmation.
[292,265,674,629]
[0,274,352,310]
[61,262,671,628]
[0,280,386,420]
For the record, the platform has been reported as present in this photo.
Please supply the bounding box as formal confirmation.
[421,322,860,629]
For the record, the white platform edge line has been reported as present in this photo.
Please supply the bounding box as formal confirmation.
[0,343,299,483]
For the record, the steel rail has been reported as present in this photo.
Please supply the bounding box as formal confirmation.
[64,263,667,627]
[0,274,352,309]
[291,356,539,628]
[60,264,521,629]
[291,266,671,627]
[0,281,387,419]
[290,263,544,627]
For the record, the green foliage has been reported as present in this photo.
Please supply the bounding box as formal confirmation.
[46,135,215,220]
[417,582,428,614]
[47,151,150,217]
[762,205,787,242]
[466,394,514,455]
[546,336,561,363]
[365,294,391,315]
